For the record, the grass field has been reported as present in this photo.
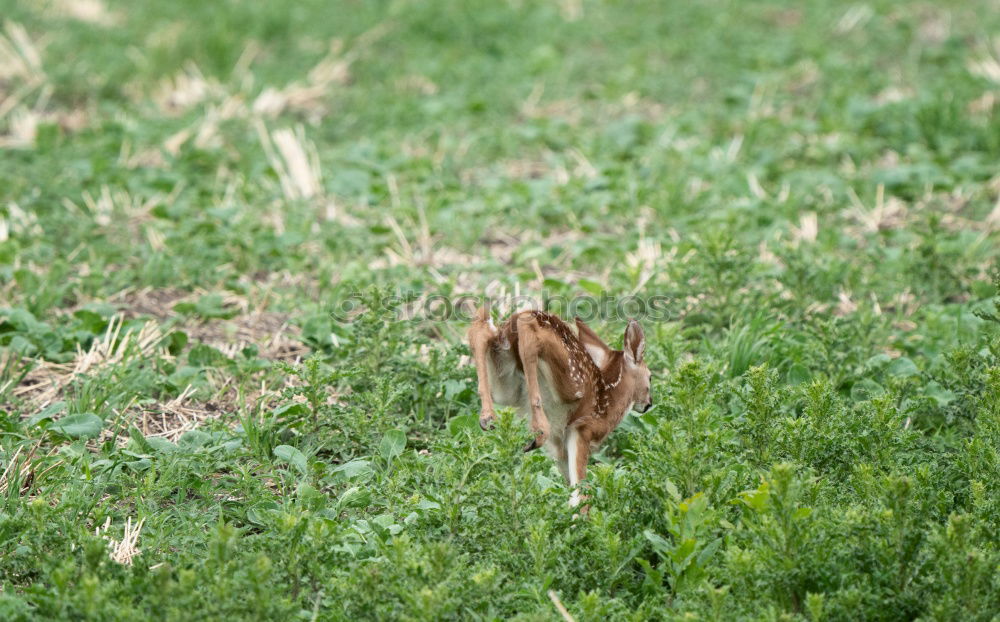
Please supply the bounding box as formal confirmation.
[2,0,1000,619]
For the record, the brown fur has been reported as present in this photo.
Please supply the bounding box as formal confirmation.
[467,304,652,502]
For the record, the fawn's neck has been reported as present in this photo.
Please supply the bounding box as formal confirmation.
[594,352,631,425]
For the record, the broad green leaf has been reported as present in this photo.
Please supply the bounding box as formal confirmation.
[27,401,66,426]
[296,482,323,506]
[643,529,671,555]
[371,513,402,535]
[543,277,568,291]
[179,430,212,448]
[274,445,308,474]
[850,379,884,402]
[273,402,310,418]
[636,558,664,596]
[887,357,919,378]
[246,501,280,526]
[72,309,107,334]
[165,331,188,356]
[48,413,103,439]
[447,414,479,437]
[864,353,892,370]
[125,459,152,472]
[443,379,467,400]
[332,459,374,481]
[337,487,372,510]
[696,537,722,567]
[379,429,406,460]
[664,480,681,502]
[681,492,706,516]
[924,381,956,406]
[416,499,441,511]
[971,279,996,299]
[578,279,604,295]
[146,437,178,453]
[671,538,697,565]
[188,343,228,367]
[738,484,770,512]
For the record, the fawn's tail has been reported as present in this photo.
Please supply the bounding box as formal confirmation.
[473,301,490,324]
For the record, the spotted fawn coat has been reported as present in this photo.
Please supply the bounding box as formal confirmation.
[467,306,652,506]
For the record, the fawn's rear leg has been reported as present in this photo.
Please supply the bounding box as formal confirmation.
[467,306,498,431]
[516,314,551,452]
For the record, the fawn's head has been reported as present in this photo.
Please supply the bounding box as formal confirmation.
[576,317,652,413]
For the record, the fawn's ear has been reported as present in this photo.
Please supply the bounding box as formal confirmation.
[575,318,612,368]
[623,319,645,367]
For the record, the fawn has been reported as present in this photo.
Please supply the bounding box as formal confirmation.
[467,304,652,506]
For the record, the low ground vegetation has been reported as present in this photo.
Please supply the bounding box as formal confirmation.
[2,0,1000,619]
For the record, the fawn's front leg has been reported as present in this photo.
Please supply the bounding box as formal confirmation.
[566,426,591,510]
[554,441,570,482]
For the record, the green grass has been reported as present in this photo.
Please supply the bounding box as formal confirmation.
[2,0,1000,619]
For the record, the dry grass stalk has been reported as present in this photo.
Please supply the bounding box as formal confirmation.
[14,316,163,407]
[153,62,223,116]
[109,287,189,320]
[0,107,43,147]
[96,516,145,566]
[117,138,165,169]
[0,442,58,498]
[0,21,45,83]
[395,74,438,95]
[836,290,858,316]
[72,318,163,378]
[184,311,308,362]
[138,384,207,441]
[107,286,308,361]
[835,5,874,34]
[0,444,33,496]
[384,206,432,267]
[791,212,819,244]
[73,185,158,228]
[253,40,351,119]
[625,236,662,294]
[557,0,582,21]
[519,83,585,125]
[968,37,1000,85]
[846,184,908,233]
[255,122,326,204]
[547,590,576,622]
[0,98,90,147]
[251,23,389,119]
[988,195,1000,228]
[49,0,121,26]
[4,202,42,237]
[380,196,483,271]
[969,92,997,115]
